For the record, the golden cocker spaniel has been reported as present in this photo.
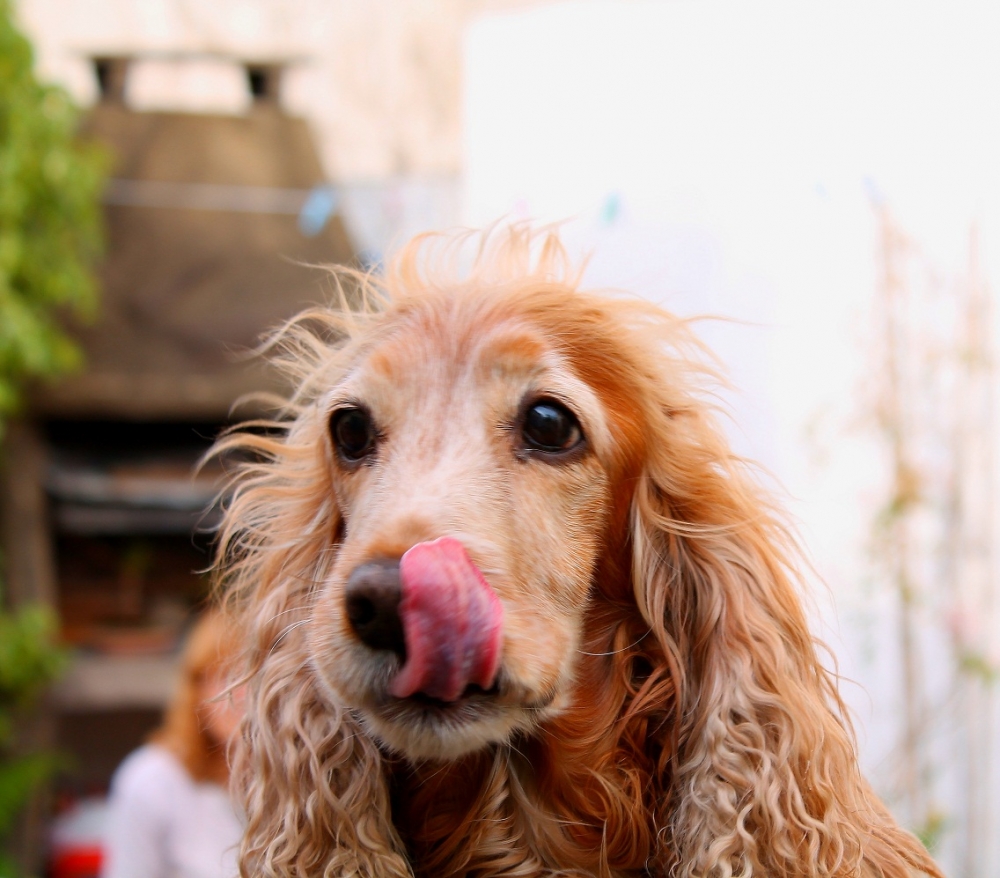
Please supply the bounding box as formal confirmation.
[214,228,942,878]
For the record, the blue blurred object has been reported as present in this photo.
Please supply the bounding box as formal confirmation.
[600,191,621,226]
[356,248,384,273]
[298,184,339,236]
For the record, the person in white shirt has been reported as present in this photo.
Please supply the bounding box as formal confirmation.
[101,609,245,878]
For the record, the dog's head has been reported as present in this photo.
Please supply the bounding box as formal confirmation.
[216,229,942,878]
[257,236,672,761]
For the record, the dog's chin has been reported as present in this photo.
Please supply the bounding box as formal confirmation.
[315,655,569,762]
[359,697,539,762]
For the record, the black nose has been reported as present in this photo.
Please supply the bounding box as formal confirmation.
[345,559,406,659]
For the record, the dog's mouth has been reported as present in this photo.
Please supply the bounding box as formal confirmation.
[376,679,502,718]
[351,660,561,760]
[368,680,507,738]
[401,681,499,708]
[370,671,554,723]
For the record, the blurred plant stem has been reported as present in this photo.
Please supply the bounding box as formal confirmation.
[871,204,998,874]
[874,207,926,824]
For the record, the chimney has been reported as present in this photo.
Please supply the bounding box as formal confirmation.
[93,56,131,103]
[245,63,284,106]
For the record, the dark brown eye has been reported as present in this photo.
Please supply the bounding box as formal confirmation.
[522,399,583,454]
[331,407,376,462]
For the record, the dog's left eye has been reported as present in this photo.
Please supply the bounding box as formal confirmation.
[522,399,583,454]
[331,406,377,462]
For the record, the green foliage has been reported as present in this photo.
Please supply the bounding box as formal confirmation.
[0,604,65,727]
[0,0,106,425]
[0,598,67,872]
[0,2,105,871]
[913,809,948,855]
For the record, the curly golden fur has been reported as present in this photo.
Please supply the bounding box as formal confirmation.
[213,228,943,878]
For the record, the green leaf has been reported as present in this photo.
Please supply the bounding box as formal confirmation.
[0,753,63,836]
[0,1,105,862]
[0,0,107,434]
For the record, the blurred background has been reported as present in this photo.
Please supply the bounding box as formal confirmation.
[0,1,997,876]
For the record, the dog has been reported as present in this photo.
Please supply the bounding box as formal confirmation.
[214,228,943,877]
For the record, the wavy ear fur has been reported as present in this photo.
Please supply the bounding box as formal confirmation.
[213,302,414,877]
[236,650,409,877]
[630,396,942,877]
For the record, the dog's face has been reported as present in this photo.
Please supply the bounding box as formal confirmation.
[306,298,623,760]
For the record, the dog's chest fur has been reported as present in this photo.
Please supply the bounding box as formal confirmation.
[387,680,673,878]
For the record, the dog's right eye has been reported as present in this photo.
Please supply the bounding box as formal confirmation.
[330,407,376,462]
[521,399,584,456]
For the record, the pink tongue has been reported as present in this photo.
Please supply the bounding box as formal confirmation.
[389,537,504,702]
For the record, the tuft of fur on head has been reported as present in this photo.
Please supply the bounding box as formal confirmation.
[213,226,943,878]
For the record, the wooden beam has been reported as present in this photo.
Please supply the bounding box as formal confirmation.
[0,421,57,609]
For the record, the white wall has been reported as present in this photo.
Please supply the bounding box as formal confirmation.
[465,3,1000,873]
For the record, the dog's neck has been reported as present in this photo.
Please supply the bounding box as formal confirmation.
[387,644,676,878]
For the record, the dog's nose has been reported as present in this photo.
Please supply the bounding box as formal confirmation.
[345,559,406,659]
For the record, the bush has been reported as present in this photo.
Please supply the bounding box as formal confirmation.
[0,0,105,872]
[0,602,66,876]
[0,0,105,424]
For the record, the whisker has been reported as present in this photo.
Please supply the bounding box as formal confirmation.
[578,630,649,657]
[266,606,306,625]
[269,618,312,655]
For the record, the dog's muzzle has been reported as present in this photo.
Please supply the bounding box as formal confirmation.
[345,537,504,702]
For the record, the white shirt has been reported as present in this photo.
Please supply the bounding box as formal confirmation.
[101,744,243,878]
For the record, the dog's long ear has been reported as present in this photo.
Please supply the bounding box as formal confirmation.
[213,412,412,878]
[233,637,412,877]
[630,406,942,878]
[209,299,415,877]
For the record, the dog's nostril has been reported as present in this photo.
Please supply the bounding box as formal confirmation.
[346,595,377,628]
[344,560,406,659]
